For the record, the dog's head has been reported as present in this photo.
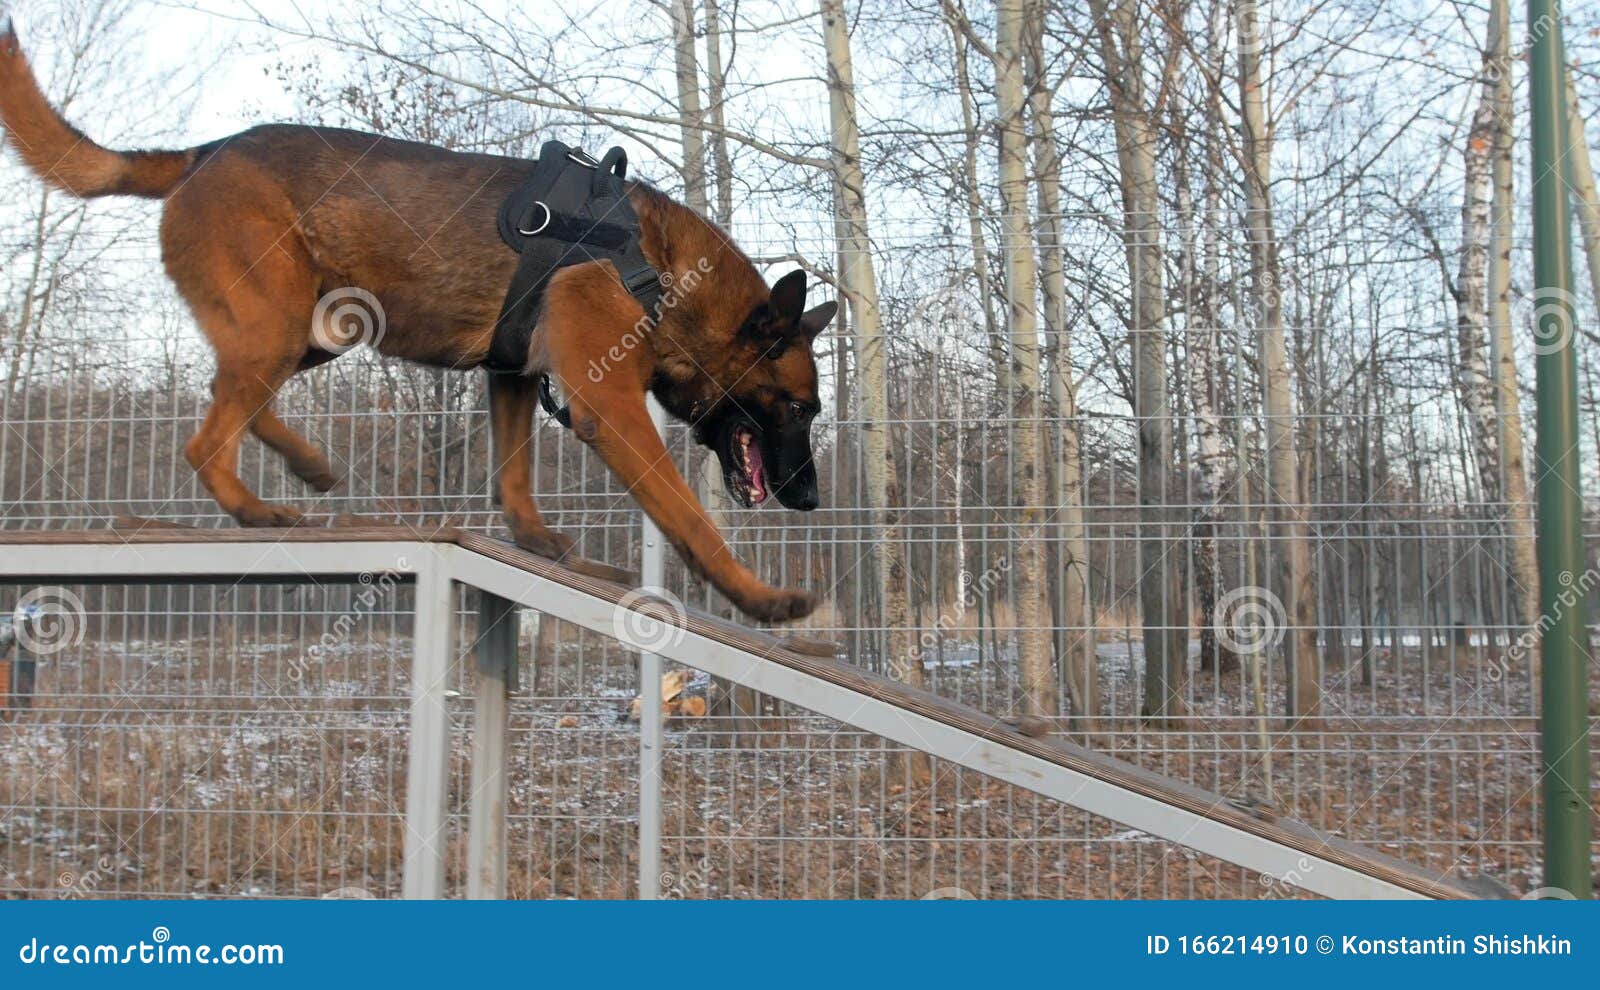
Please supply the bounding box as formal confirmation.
[686,271,835,511]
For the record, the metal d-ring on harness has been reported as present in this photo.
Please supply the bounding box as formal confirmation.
[486,140,666,429]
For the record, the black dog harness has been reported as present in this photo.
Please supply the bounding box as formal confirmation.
[487,140,665,423]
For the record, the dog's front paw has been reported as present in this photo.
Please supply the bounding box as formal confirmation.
[512,527,576,560]
[235,502,305,528]
[737,586,817,624]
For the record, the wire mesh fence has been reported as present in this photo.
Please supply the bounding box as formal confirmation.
[0,214,1595,899]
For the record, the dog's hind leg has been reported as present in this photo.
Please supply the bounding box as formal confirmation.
[185,354,307,527]
[251,350,342,492]
[164,163,327,526]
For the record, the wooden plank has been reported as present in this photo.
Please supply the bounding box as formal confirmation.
[452,531,1477,901]
[0,525,460,545]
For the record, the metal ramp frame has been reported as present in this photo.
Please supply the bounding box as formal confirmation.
[0,527,1478,900]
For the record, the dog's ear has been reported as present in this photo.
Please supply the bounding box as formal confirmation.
[769,270,808,325]
[798,301,837,341]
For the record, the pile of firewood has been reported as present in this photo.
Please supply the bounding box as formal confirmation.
[626,669,712,723]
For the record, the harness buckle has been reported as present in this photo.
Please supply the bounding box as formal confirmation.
[566,149,600,168]
[619,264,659,297]
[517,201,552,237]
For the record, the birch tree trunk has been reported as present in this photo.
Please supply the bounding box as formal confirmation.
[1455,8,1503,505]
[1489,0,1537,636]
[703,0,735,228]
[1566,68,1600,315]
[1235,0,1319,719]
[1088,0,1187,723]
[1191,20,1235,673]
[668,0,709,215]
[820,0,930,773]
[945,13,1007,395]
[1024,0,1096,724]
[994,0,1059,720]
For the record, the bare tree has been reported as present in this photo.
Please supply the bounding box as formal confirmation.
[820,0,930,772]
[1565,67,1600,327]
[1234,0,1318,719]
[1453,0,1504,505]
[1488,0,1537,636]
[1024,0,1096,723]
[1087,0,1187,722]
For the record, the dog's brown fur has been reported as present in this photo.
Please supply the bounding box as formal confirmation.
[0,24,827,622]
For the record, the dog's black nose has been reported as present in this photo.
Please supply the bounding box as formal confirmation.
[790,488,819,511]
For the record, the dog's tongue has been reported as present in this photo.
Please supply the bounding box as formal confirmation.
[747,442,768,504]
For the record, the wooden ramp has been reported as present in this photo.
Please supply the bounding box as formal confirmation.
[0,524,1480,900]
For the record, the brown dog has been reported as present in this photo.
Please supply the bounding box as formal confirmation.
[0,22,831,622]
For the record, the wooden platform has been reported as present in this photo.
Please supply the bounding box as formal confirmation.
[0,523,1483,899]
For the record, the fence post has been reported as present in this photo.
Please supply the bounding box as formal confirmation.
[1527,0,1592,899]
[404,558,456,899]
[638,396,666,900]
[468,591,518,899]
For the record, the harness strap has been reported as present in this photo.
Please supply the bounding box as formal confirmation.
[536,374,572,428]
[486,140,666,416]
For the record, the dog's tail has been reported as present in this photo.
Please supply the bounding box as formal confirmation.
[0,15,192,198]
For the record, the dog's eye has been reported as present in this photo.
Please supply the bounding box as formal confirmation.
[789,402,808,420]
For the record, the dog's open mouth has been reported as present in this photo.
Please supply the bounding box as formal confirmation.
[726,424,769,507]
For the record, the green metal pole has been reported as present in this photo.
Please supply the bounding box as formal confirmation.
[1528,0,1592,899]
